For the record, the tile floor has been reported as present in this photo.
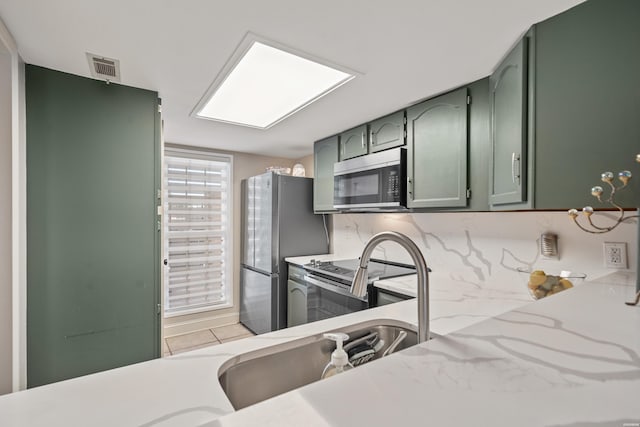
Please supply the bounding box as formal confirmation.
[164,323,255,356]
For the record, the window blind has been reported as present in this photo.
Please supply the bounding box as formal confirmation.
[163,150,232,316]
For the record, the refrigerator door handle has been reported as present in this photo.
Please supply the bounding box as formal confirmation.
[241,264,274,276]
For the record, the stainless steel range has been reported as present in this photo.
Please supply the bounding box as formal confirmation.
[292,259,416,325]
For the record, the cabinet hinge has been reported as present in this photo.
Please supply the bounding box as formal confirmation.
[157,220,161,231]
[158,104,162,113]
[403,116,407,125]
[466,189,471,199]
[156,189,161,199]
[156,303,161,315]
[404,130,407,139]
[467,95,472,105]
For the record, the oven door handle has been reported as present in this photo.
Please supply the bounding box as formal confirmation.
[304,274,368,301]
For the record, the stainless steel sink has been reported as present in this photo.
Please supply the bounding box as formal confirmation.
[218,319,418,410]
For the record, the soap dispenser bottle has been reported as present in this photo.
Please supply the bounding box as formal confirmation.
[321,332,354,379]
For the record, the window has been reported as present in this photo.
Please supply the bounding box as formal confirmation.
[163,147,232,316]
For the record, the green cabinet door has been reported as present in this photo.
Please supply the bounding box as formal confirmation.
[339,124,368,160]
[369,111,406,153]
[489,37,529,207]
[533,0,640,209]
[313,136,339,212]
[406,87,469,208]
[26,66,161,387]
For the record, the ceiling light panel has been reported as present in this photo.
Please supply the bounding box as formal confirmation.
[194,38,355,129]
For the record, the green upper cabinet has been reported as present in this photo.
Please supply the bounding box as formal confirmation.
[312,0,640,213]
[489,37,529,208]
[489,0,640,210]
[532,0,640,209]
[406,87,469,209]
[339,124,368,160]
[369,111,406,153]
[313,135,339,213]
[465,78,491,212]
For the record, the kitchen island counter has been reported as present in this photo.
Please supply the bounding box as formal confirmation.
[0,273,637,426]
[215,271,639,426]
[374,271,537,334]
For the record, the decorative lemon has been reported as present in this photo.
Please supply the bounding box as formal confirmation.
[559,278,573,289]
[528,270,547,289]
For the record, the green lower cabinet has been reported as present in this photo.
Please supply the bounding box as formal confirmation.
[313,136,339,212]
[26,66,161,387]
[407,87,469,209]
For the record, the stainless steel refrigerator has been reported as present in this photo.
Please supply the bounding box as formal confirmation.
[240,172,328,334]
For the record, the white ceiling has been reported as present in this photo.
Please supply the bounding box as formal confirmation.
[0,0,585,158]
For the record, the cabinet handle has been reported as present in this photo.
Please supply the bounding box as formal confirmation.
[370,130,375,146]
[361,132,365,149]
[511,152,521,185]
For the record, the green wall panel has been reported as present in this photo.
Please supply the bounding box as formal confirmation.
[26,66,160,387]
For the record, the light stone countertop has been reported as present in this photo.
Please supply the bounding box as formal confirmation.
[374,273,420,297]
[376,271,537,335]
[211,271,640,427]
[0,272,637,427]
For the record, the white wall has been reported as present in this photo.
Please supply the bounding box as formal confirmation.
[0,15,24,394]
[12,55,26,392]
[296,154,314,178]
[332,211,638,286]
[0,31,12,396]
[0,15,27,393]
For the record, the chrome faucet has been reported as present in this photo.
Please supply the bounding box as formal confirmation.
[350,231,430,343]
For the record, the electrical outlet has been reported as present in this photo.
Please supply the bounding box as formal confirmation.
[603,242,628,269]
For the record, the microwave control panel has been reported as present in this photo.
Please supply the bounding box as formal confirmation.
[387,170,399,198]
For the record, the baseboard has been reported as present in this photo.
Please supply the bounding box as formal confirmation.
[163,311,240,338]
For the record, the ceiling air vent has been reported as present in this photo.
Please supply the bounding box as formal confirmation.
[86,53,121,83]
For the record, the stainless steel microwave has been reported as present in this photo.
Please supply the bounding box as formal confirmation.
[333,147,407,211]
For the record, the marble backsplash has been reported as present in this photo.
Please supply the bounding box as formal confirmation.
[331,211,638,285]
